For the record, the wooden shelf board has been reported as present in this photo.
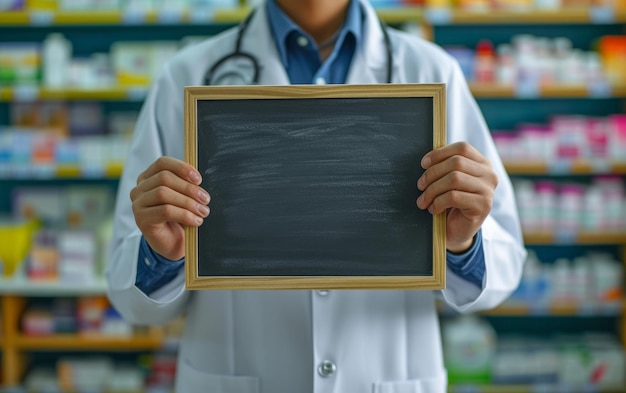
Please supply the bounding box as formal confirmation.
[470,83,516,97]
[504,160,626,174]
[0,11,29,25]
[504,161,550,174]
[39,87,143,100]
[524,231,626,244]
[612,162,626,173]
[376,7,423,23]
[451,8,591,24]
[448,385,626,393]
[470,82,626,98]
[2,83,624,102]
[0,86,148,101]
[15,334,162,350]
[0,275,108,296]
[52,10,122,24]
[2,7,626,26]
[212,7,252,23]
[484,301,623,316]
[0,8,250,25]
[0,163,123,180]
[440,298,624,316]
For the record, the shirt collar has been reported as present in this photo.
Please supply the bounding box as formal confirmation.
[266,0,363,67]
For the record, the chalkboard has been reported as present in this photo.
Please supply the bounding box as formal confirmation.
[184,84,446,290]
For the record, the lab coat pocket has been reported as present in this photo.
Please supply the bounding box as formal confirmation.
[178,359,259,393]
[372,375,447,393]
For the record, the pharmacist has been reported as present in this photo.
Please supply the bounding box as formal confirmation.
[106,0,527,392]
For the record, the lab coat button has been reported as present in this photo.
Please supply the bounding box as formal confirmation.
[316,290,329,296]
[297,36,309,47]
[317,360,336,377]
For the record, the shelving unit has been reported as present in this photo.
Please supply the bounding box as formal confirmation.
[0,7,625,26]
[449,385,626,393]
[0,282,165,387]
[1,3,625,391]
[2,83,626,102]
[0,163,124,180]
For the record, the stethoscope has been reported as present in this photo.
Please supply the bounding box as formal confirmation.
[204,8,393,86]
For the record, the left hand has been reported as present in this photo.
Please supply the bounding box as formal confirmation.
[416,142,498,253]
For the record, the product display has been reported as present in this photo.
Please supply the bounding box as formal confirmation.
[491,334,625,386]
[443,317,626,387]
[0,1,625,391]
[510,250,623,306]
[446,35,624,87]
[494,114,626,164]
[513,176,626,233]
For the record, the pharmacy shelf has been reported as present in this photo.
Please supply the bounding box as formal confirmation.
[1,7,625,26]
[524,231,626,245]
[0,86,148,102]
[483,300,624,316]
[469,82,626,98]
[0,6,421,26]
[14,334,163,351]
[2,84,626,103]
[0,7,252,26]
[0,162,124,180]
[448,384,626,393]
[439,299,624,316]
[431,8,626,25]
[504,161,626,175]
[0,275,108,296]
[1,294,166,386]
[2,159,625,183]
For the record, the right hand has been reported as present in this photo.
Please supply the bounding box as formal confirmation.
[130,156,211,261]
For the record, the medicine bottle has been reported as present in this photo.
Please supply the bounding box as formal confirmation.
[42,33,72,89]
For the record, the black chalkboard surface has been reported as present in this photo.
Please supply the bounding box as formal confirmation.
[185,84,446,290]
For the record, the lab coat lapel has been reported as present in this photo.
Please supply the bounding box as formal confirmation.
[346,0,400,84]
[240,5,290,86]
[236,1,398,86]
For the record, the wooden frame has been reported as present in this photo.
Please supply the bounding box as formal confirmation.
[185,84,446,290]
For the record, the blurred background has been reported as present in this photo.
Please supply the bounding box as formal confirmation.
[0,0,626,392]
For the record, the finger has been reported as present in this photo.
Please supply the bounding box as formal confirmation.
[417,171,492,210]
[421,142,490,169]
[134,185,210,218]
[418,155,496,191]
[425,189,493,216]
[137,156,201,186]
[131,170,210,205]
[135,204,205,228]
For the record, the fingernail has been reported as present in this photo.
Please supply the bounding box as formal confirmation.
[421,156,431,169]
[195,216,204,226]
[198,190,210,204]
[417,194,424,208]
[428,205,435,214]
[189,170,201,184]
[197,204,210,217]
[417,177,425,191]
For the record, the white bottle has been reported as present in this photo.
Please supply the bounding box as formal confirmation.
[443,315,497,384]
[42,33,72,89]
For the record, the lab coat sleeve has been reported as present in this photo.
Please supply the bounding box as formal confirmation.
[439,60,527,313]
[105,63,190,326]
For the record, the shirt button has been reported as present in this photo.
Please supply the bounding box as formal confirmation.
[297,36,309,47]
[317,360,336,377]
[316,290,329,296]
[315,77,326,85]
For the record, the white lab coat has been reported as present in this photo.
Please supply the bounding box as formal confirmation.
[106,1,527,392]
